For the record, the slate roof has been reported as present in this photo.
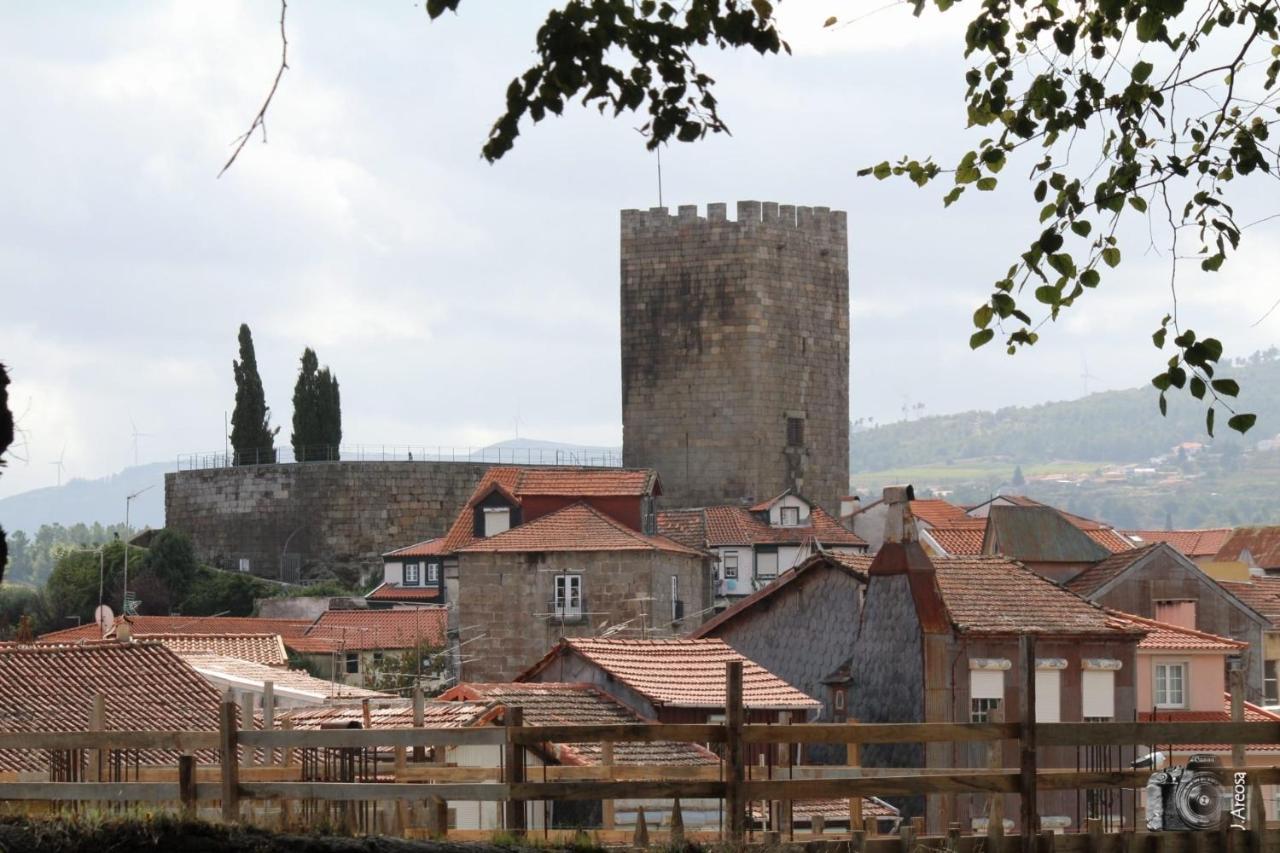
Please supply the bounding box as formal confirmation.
[439,682,719,766]
[931,556,1145,637]
[286,608,449,653]
[1139,696,1280,752]
[1106,611,1248,651]
[1216,527,1280,568]
[521,638,820,711]
[456,501,702,555]
[982,505,1113,562]
[179,652,391,701]
[0,641,223,772]
[1218,578,1280,628]
[38,615,312,643]
[1122,528,1233,559]
[692,552,868,638]
[1064,543,1164,596]
[970,496,1133,553]
[365,582,442,603]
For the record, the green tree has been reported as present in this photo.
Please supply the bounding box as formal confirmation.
[0,363,12,584]
[4,529,29,583]
[291,347,341,462]
[230,323,278,466]
[0,586,49,639]
[143,529,199,603]
[1011,465,1026,487]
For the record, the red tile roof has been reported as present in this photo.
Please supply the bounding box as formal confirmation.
[38,615,312,643]
[382,539,448,558]
[1084,528,1139,553]
[439,682,719,766]
[909,499,971,528]
[695,505,865,548]
[1218,578,1280,628]
[286,608,449,653]
[136,633,288,666]
[365,582,442,603]
[1122,528,1233,559]
[522,638,820,711]
[924,523,988,556]
[0,641,223,771]
[1064,543,1163,597]
[751,797,899,824]
[1216,527,1280,568]
[655,509,710,551]
[931,556,1145,637]
[456,502,702,555]
[281,702,493,730]
[693,552,868,638]
[1107,611,1248,652]
[1139,696,1280,752]
[179,652,390,701]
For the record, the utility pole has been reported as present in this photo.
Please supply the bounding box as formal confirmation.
[122,485,155,615]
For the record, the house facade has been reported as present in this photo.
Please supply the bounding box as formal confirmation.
[283,608,450,690]
[367,539,446,606]
[658,491,866,606]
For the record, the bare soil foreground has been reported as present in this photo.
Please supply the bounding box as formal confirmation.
[0,817,608,853]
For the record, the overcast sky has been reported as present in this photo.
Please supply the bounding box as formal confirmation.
[2,1,1278,499]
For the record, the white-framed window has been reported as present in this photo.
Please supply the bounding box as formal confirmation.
[404,563,420,586]
[970,668,1004,722]
[1155,661,1187,708]
[723,551,739,579]
[1035,669,1062,723]
[426,562,440,583]
[756,549,779,578]
[345,652,360,674]
[1266,660,1279,706]
[780,506,800,527]
[972,697,1002,723]
[483,507,511,537]
[238,557,251,573]
[1082,669,1116,720]
[554,574,582,619]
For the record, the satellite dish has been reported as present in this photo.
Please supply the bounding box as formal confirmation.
[94,605,114,632]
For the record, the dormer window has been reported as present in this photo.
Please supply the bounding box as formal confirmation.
[780,506,800,527]
[404,563,421,586]
[483,507,511,537]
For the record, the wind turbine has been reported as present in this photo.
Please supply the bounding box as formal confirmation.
[1080,356,1100,396]
[129,416,152,466]
[50,443,66,487]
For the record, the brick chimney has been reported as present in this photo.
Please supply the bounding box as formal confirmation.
[866,485,949,631]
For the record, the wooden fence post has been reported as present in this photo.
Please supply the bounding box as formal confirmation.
[1231,666,1246,771]
[849,716,863,831]
[262,681,275,766]
[87,694,105,784]
[219,698,240,823]
[725,660,746,848]
[1249,778,1265,853]
[1019,634,1038,853]
[412,686,425,762]
[239,692,254,767]
[777,711,793,839]
[601,741,615,830]
[504,706,526,836]
[178,754,196,820]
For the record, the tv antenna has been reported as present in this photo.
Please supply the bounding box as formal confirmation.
[50,443,66,487]
[130,416,152,466]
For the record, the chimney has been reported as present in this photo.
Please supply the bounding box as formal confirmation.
[116,619,132,642]
[865,484,950,632]
[880,485,918,545]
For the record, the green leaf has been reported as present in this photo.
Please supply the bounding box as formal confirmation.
[1081,269,1101,287]
[1035,285,1059,305]
[1128,196,1148,213]
[1071,220,1092,237]
[1228,413,1257,433]
[1159,392,1168,416]
[973,304,994,328]
[943,186,965,207]
[1211,378,1240,397]
[823,15,838,27]
[1038,230,1064,253]
[1190,376,1206,399]
[970,329,995,349]
[1201,253,1225,272]
[1132,61,1154,84]
[1206,407,1215,436]
[976,177,998,191]
[1101,247,1121,268]
[1152,327,1167,348]
[1201,337,1224,361]
[872,161,892,180]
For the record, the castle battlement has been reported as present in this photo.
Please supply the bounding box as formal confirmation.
[621,200,847,235]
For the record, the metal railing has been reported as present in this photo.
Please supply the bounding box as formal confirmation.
[176,444,623,471]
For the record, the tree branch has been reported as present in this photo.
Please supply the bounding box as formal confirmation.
[218,0,289,178]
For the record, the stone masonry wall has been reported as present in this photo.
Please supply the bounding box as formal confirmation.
[165,462,488,583]
[620,201,850,514]
[456,549,712,682]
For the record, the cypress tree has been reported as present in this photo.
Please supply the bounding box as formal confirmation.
[230,324,277,465]
[319,366,342,460]
[0,363,12,582]
[292,349,342,462]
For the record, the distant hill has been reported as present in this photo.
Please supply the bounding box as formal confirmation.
[0,462,170,535]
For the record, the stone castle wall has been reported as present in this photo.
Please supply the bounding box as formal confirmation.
[164,462,488,582]
[620,201,850,514]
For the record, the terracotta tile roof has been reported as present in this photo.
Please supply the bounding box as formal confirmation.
[1064,543,1163,597]
[1139,696,1280,752]
[1216,527,1280,568]
[931,556,1146,637]
[825,552,874,574]
[1218,578,1280,628]
[909,499,971,528]
[748,491,792,512]
[178,652,391,701]
[751,797,899,824]
[365,582,442,603]
[456,502,703,555]
[1122,528,1233,559]
[136,633,288,666]
[655,509,711,551]
[439,682,719,766]
[0,641,223,772]
[925,523,988,556]
[1106,611,1248,651]
[37,615,312,643]
[693,552,868,638]
[522,638,820,711]
[286,608,449,653]
[697,505,866,548]
[1084,528,1139,553]
[382,539,448,558]
[281,701,493,730]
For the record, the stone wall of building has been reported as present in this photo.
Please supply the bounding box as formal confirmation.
[456,549,712,681]
[165,462,488,583]
[620,201,850,514]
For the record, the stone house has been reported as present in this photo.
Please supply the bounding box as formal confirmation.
[658,490,866,607]
[366,539,446,607]
[848,487,1145,834]
[1216,576,1280,706]
[1065,542,1271,705]
[690,551,869,738]
[283,608,449,689]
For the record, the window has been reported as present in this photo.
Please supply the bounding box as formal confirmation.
[1155,662,1187,708]
[972,698,1002,723]
[372,652,384,664]
[723,551,739,579]
[345,652,360,674]
[1266,661,1278,706]
[554,574,583,619]
[671,575,680,621]
[483,507,511,537]
[1035,669,1062,723]
[1082,669,1116,720]
[780,506,800,527]
[756,549,779,579]
[970,668,1004,722]
[426,562,440,583]
[238,557,251,573]
[786,416,805,447]
[404,563,421,586]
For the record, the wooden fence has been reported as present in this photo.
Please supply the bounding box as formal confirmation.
[3,653,1279,850]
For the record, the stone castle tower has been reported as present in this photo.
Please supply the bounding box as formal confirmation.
[620,200,850,513]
